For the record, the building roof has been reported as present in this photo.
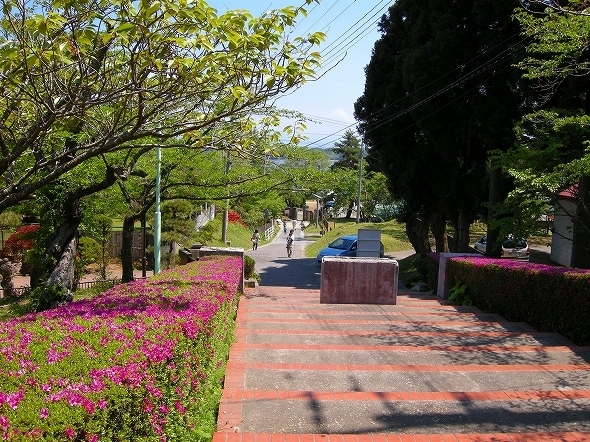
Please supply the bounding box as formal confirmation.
[557,183,578,202]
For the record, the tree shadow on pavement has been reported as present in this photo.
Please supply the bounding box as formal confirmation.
[257,257,321,288]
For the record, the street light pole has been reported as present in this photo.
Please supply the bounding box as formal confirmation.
[221,149,230,245]
[154,146,161,274]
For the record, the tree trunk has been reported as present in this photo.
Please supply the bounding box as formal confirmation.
[405,211,431,257]
[453,204,471,253]
[570,175,590,268]
[430,210,449,252]
[31,167,118,308]
[346,200,354,219]
[121,215,138,283]
[47,232,78,290]
[485,166,502,257]
[31,204,80,311]
[30,199,82,291]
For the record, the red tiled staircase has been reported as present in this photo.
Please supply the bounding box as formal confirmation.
[214,288,590,442]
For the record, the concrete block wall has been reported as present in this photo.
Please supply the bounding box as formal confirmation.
[436,252,479,299]
[320,257,398,305]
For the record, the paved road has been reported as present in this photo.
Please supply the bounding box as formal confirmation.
[245,226,321,288]
[245,225,417,288]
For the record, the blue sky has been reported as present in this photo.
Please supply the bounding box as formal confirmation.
[206,0,392,149]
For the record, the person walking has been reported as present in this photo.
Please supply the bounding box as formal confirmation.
[251,229,260,250]
[283,221,287,234]
[286,229,294,257]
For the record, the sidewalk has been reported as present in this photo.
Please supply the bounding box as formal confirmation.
[214,286,590,441]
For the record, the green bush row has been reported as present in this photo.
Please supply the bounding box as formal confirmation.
[428,254,590,345]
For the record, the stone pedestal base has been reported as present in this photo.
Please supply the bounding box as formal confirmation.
[244,278,257,288]
[320,257,398,305]
[436,253,479,299]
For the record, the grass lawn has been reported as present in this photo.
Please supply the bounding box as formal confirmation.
[303,218,413,258]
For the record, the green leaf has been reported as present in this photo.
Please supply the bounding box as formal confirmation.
[198,36,214,52]
[77,36,92,46]
[115,22,136,34]
[25,54,38,69]
[146,2,161,18]
[102,33,114,45]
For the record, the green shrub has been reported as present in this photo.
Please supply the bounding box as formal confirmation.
[196,220,218,244]
[448,256,590,345]
[243,255,254,278]
[76,236,102,279]
[243,255,261,284]
[447,280,472,306]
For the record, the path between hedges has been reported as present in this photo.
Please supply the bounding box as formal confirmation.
[214,285,590,441]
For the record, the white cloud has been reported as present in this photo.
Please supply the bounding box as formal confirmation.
[331,108,355,123]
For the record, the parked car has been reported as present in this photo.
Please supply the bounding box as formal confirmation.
[473,234,530,260]
[316,234,384,263]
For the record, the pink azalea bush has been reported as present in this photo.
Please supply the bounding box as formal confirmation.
[448,256,590,345]
[0,255,242,441]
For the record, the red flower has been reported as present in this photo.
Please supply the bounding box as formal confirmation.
[2,225,39,261]
[227,211,242,224]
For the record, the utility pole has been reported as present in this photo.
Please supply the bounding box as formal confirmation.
[313,194,321,228]
[356,143,364,224]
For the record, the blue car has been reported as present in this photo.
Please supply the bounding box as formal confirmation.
[316,234,384,263]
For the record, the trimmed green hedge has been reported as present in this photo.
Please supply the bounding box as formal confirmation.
[445,256,590,345]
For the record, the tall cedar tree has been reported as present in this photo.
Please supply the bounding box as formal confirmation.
[331,130,361,171]
[355,0,528,255]
[331,130,362,218]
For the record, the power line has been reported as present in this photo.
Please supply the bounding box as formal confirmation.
[364,36,530,136]
[318,0,390,66]
[283,2,529,153]
[319,33,526,138]
[303,33,530,149]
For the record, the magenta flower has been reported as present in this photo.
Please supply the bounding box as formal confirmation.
[0,255,243,440]
[64,427,75,439]
[174,400,186,413]
[6,389,24,410]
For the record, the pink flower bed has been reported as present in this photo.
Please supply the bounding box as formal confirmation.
[0,255,242,441]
